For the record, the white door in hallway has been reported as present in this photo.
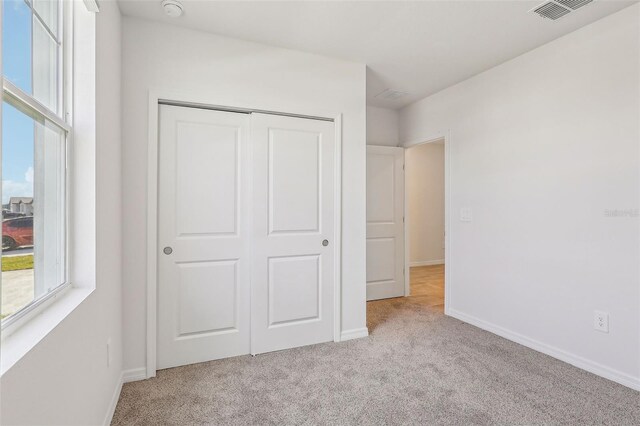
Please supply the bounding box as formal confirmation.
[366,146,405,300]
[250,113,336,354]
[157,105,251,369]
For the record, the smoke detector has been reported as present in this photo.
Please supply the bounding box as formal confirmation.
[531,0,594,20]
[375,89,409,101]
[162,0,184,18]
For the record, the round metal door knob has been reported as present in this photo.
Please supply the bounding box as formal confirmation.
[322,239,329,247]
[163,246,173,255]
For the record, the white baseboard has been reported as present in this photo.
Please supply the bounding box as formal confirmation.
[103,367,148,424]
[409,259,444,267]
[448,309,640,391]
[340,327,369,341]
[123,367,148,383]
[103,372,123,426]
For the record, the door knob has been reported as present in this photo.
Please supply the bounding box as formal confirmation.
[322,239,329,247]
[163,246,173,255]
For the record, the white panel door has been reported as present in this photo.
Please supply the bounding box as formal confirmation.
[366,146,405,300]
[251,113,335,354]
[157,105,251,369]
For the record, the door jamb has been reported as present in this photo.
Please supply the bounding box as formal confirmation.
[146,90,343,379]
[402,132,451,316]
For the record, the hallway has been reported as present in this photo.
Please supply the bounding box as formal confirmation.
[367,264,444,332]
[409,265,445,310]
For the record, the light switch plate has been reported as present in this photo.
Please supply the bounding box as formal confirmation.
[460,208,473,222]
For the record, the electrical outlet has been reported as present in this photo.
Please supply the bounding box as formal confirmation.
[460,208,473,222]
[594,311,609,333]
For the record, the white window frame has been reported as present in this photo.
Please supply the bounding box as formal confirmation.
[1,0,71,335]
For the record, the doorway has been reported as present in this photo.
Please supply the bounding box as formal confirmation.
[156,104,339,370]
[365,137,448,330]
[405,139,446,310]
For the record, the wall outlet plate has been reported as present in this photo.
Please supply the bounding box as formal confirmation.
[594,310,609,333]
[460,207,473,222]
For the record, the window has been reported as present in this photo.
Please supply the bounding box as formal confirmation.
[2,0,68,325]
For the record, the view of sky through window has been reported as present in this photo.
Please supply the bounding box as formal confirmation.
[3,0,35,205]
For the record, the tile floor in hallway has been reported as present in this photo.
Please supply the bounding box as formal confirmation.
[367,264,444,332]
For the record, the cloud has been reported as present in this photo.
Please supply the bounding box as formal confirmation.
[2,167,34,204]
[25,166,34,184]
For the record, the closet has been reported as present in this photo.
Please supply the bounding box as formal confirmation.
[156,104,336,369]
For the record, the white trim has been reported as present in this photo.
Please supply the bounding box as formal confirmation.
[146,90,344,377]
[2,79,71,133]
[1,282,72,336]
[402,131,451,311]
[403,134,448,148]
[158,99,333,123]
[340,327,369,341]
[333,114,343,343]
[123,367,147,383]
[448,309,640,391]
[403,149,410,297]
[409,259,445,267]
[145,94,157,378]
[103,372,123,426]
[444,130,451,315]
[145,93,159,379]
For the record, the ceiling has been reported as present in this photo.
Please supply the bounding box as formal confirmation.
[117,0,637,109]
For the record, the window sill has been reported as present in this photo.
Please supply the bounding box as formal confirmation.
[0,285,94,376]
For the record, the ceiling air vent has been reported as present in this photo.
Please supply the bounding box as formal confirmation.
[531,0,596,20]
[555,0,593,10]
[532,2,571,20]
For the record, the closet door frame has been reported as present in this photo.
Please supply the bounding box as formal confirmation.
[144,91,343,379]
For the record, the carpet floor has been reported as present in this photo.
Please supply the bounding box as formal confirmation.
[113,267,639,425]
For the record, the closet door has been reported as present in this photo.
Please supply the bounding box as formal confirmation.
[250,113,335,354]
[157,105,251,369]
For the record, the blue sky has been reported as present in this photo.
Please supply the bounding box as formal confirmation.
[2,0,35,204]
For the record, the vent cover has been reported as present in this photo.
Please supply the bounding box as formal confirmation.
[533,2,571,20]
[531,0,596,20]
[375,89,408,101]
[555,0,593,10]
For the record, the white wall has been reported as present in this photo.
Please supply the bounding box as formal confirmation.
[121,18,367,373]
[400,5,640,389]
[406,142,445,266]
[366,105,399,146]
[0,2,123,424]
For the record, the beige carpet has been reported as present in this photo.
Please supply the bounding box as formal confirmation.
[113,267,639,425]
